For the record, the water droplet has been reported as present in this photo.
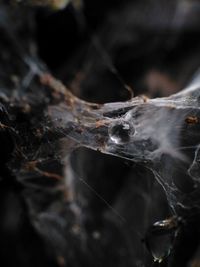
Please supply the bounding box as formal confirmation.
[108,120,135,145]
[144,217,180,263]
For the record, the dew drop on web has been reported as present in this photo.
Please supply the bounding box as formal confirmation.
[108,120,135,145]
[144,217,180,263]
